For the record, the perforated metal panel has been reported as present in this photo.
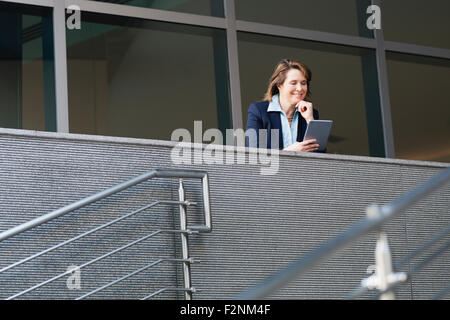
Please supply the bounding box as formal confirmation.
[0,129,448,299]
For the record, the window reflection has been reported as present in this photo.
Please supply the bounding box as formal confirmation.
[0,3,54,131]
[235,0,369,38]
[387,53,450,163]
[67,13,231,140]
[382,0,450,50]
[93,0,223,17]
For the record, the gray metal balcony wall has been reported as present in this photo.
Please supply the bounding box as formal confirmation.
[0,128,449,299]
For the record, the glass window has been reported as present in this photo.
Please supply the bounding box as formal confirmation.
[66,13,231,140]
[382,0,450,49]
[238,32,384,157]
[235,0,371,38]
[386,53,450,163]
[0,3,54,131]
[93,0,224,17]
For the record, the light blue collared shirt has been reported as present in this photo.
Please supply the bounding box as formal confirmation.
[267,94,299,148]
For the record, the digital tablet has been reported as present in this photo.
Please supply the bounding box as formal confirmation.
[303,120,333,152]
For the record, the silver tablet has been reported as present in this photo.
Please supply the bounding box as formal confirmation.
[303,120,333,152]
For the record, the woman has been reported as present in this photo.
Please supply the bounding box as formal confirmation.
[246,59,321,152]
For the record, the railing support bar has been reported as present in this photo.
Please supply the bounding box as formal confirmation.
[0,170,156,242]
[179,178,193,300]
[0,200,192,274]
[0,169,211,243]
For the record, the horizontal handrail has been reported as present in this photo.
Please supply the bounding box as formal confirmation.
[6,228,190,300]
[370,237,450,300]
[76,258,195,300]
[141,287,194,300]
[343,285,369,300]
[432,282,450,300]
[236,166,450,299]
[394,224,450,270]
[0,169,211,243]
[344,223,450,299]
[0,200,195,275]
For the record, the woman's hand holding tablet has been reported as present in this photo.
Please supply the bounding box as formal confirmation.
[303,120,333,152]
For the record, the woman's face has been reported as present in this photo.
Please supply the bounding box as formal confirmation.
[277,68,308,107]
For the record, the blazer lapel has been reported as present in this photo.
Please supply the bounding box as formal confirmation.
[297,116,307,142]
[268,111,283,149]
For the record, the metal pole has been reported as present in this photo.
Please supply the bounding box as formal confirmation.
[0,169,211,243]
[53,0,70,133]
[178,179,192,300]
[0,170,158,242]
[372,0,396,158]
[236,167,449,300]
[375,232,396,300]
[224,0,244,130]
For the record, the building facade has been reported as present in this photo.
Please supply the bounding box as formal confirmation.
[0,1,450,300]
[0,0,449,161]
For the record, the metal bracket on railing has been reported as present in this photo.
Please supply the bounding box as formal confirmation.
[361,232,408,299]
[362,206,407,299]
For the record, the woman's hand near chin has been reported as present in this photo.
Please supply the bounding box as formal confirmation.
[297,100,314,123]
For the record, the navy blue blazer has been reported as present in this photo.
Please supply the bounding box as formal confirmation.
[245,101,321,150]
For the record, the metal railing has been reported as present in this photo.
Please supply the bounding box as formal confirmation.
[236,166,450,300]
[0,169,212,300]
[345,221,450,300]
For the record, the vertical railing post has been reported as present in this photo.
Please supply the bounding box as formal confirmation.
[178,179,193,300]
[362,205,407,299]
[375,232,396,300]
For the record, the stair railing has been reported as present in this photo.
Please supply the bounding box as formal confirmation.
[0,169,211,300]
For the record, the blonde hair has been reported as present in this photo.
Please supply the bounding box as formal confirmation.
[263,59,312,102]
